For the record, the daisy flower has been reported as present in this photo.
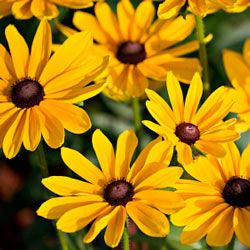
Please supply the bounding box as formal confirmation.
[143,72,239,165]
[223,39,250,131]
[0,0,94,19]
[0,20,108,158]
[158,0,239,19]
[37,129,184,248]
[57,0,202,100]
[171,142,250,248]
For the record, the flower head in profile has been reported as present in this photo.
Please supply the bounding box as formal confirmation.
[143,72,239,165]
[0,20,108,158]
[157,0,243,19]
[37,129,184,248]
[171,142,250,248]
[223,39,250,132]
[0,0,94,19]
[57,0,202,100]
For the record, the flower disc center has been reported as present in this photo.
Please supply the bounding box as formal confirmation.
[103,179,134,206]
[116,41,146,65]
[175,122,200,145]
[222,177,250,207]
[11,79,45,108]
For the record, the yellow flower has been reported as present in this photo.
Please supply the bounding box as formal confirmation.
[171,142,250,247]
[157,0,241,19]
[0,0,94,19]
[143,72,240,165]
[223,39,250,132]
[37,129,184,248]
[57,0,202,100]
[0,20,108,158]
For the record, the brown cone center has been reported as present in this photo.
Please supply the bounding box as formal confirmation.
[103,179,134,206]
[11,79,45,108]
[222,177,250,207]
[116,41,146,65]
[175,122,200,145]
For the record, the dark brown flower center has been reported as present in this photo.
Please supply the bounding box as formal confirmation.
[175,122,200,145]
[11,79,45,108]
[103,179,134,206]
[222,177,250,207]
[116,41,146,65]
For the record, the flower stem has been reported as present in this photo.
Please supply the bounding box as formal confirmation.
[131,97,142,136]
[160,237,167,250]
[36,141,69,250]
[123,216,130,250]
[195,15,210,99]
[226,235,235,250]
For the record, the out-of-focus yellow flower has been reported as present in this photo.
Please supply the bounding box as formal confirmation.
[157,0,247,19]
[57,0,202,100]
[0,0,94,19]
[37,129,184,248]
[171,142,250,248]
[143,72,239,165]
[0,20,108,158]
[223,39,250,132]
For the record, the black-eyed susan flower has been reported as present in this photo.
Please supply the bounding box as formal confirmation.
[57,0,202,100]
[0,0,94,19]
[0,20,108,158]
[143,72,239,165]
[157,0,241,19]
[171,142,250,248]
[37,129,184,248]
[223,39,250,131]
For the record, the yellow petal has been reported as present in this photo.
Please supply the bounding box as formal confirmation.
[61,147,105,186]
[23,108,41,151]
[176,142,193,165]
[57,202,108,233]
[234,208,250,247]
[37,196,103,219]
[42,100,91,134]
[126,201,170,237]
[0,2,12,18]
[12,0,33,19]
[92,129,115,180]
[166,72,184,123]
[189,0,207,16]
[28,19,51,79]
[73,11,108,44]
[30,0,58,19]
[115,129,138,178]
[195,140,226,158]
[104,206,126,248]
[3,109,26,159]
[42,176,101,196]
[36,104,64,148]
[134,190,184,214]
[240,143,250,177]
[184,72,203,122]
[243,39,250,68]
[5,24,29,78]
[158,0,185,19]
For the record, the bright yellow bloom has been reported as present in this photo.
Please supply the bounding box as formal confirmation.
[157,0,244,19]
[0,20,108,158]
[223,39,250,132]
[57,0,202,100]
[0,0,93,19]
[143,72,239,165]
[37,129,184,248]
[171,142,250,248]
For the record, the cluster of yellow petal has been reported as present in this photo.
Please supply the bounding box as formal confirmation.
[37,129,184,248]
[0,0,94,19]
[56,0,203,99]
[158,0,249,19]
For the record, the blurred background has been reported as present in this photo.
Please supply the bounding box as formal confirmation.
[0,1,250,249]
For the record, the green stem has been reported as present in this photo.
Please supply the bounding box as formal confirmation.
[36,142,69,250]
[160,237,167,250]
[123,216,130,250]
[131,97,142,135]
[226,235,235,250]
[195,15,210,99]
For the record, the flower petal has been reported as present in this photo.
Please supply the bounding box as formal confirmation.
[176,142,193,165]
[126,201,169,237]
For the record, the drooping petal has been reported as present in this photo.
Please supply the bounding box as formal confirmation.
[126,201,170,237]
[176,142,193,165]
[12,0,33,19]
[61,147,105,186]
[195,140,226,158]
